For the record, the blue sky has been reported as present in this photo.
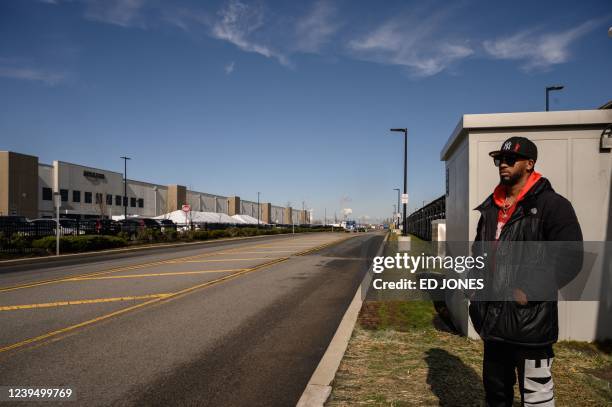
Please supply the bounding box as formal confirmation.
[1,0,611,222]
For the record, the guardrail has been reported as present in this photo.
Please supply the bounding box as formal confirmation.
[406,195,445,241]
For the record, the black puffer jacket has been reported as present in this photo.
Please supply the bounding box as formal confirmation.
[469,177,583,346]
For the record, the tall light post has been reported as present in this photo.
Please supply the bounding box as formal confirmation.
[545,85,564,111]
[393,188,400,229]
[390,128,408,236]
[153,186,158,216]
[120,156,131,219]
[257,191,260,228]
[54,191,61,256]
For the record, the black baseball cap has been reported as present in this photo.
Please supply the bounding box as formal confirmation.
[489,136,538,161]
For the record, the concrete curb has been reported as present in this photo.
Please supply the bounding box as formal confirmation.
[296,232,388,407]
[0,232,336,270]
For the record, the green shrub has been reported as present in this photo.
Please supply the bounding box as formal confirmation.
[0,232,8,249]
[190,230,210,240]
[136,228,161,243]
[208,230,227,239]
[32,235,128,253]
[162,229,178,241]
[10,234,30,249]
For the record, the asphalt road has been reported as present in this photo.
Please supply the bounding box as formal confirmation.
[0,232,385,406]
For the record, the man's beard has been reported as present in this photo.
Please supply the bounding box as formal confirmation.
[500,171,523,186]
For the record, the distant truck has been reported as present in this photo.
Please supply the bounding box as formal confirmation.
[341,220,357,231]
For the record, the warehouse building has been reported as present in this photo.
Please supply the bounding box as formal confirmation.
[0,152,308,224]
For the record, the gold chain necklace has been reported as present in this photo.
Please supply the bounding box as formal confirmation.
[501,196,514,219]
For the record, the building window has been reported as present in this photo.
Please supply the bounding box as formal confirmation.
[138,198,144,208]
[130,197,136,208]
[106,194,113,205]
[73,190,81,203]
[42,187,52,201]
[115,195,122,206]
[445,168,449,197]
[60,189,68,202]
[95,193,103,204]
[85,192,92,203]
[123,196,128,207]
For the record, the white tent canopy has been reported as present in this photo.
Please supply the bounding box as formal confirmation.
[117,210,267,225]
[154,210,236,224]
[231,214,265,225]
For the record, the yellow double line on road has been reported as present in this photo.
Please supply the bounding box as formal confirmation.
[0,294,172,311]
[0,235,355,355]
[0,257,290,354]
[64,268,250,281]
[0,237,335,293]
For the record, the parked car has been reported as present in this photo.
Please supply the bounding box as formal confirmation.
[118,219,142,236]
[94,219,121,235]
[156,219,176,232]
[139,218,161,229]
[59,218,85,235]
[0,216,32,237]
[30,218,58,237]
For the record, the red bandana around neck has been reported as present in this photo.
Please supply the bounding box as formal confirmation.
[493,171,541,240]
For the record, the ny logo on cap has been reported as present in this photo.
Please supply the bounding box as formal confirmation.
[503,141,512,150]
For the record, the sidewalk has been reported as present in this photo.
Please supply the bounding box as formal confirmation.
[325,235,612,406]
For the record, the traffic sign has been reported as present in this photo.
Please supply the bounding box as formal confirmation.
[182,204,191,212]
[401,194,408,204]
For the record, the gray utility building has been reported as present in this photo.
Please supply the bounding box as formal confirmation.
[0,153,309,224]
[441,107,612,342]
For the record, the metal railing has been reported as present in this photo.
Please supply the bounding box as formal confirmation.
[406,195,446,241]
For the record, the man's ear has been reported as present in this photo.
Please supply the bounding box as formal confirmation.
[526,159,535,171]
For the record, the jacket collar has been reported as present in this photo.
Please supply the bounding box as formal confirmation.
[475,176,553,212]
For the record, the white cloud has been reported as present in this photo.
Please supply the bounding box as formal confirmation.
[211,1,290,66]
[294,1,340,53]
[0,65,65,85]
[225,61,235,74]
[483,19,603,71]
[84,0,147,28]
[347,7,473,77]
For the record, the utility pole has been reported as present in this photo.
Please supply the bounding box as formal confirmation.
[390,128,408,236]
[257,192,260,228]
[54,192,61,256]
[120,156,131,219]
[393,188,400,229]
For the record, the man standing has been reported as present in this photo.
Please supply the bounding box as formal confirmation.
[470,137,583,406]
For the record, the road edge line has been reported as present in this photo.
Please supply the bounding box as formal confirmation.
[295,232,388,407]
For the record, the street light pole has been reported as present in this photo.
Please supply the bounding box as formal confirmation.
[54,192,61,256]
[545,85,564,111]
[393,188,400,229]
[390,128,408,236]
[257,192,260,228]
[120,156,131,219]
